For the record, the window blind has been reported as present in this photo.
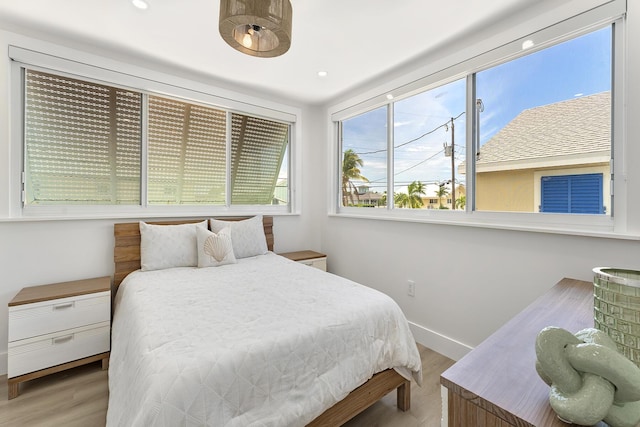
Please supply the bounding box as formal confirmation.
[230,114,289,205]
[147,96,227,204]
[25,70,141,205]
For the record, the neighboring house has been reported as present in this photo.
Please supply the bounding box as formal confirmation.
[423,184,466,210]
[352,183,465,209]
[351,186,384,207]
[356,191,383,208]
[342,187,384,207]
[357,191,384,207]
[469,92,610,213]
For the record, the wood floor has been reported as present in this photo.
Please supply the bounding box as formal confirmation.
[0,344,454,427]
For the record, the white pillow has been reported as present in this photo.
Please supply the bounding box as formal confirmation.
[139,220,207,271]
[209,215,268,259]
[196,227,237,267]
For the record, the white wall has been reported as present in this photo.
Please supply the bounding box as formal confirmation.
[0,31,322,375]
[321,219,640,360]
[318,1,640,361]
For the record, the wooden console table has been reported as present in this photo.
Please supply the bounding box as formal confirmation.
[440,277,608,427]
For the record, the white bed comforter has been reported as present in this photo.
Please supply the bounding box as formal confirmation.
[107,253,422,427]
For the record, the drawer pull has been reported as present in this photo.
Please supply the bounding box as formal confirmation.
[52,335,74,344]
[53,302,74,310]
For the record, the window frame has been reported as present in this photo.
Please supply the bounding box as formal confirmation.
[329,2,628,238]
[9,47,301,219]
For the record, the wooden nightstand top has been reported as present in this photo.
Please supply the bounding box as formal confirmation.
[278,250,326,262]
[9,276,111,307]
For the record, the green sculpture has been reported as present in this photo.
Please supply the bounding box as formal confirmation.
[535,327,640,427]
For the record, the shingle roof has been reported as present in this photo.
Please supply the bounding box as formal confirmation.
[478,92,610,166]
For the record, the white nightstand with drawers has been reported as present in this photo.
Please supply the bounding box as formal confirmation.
[7,276,111,399]
[279,250,327,271]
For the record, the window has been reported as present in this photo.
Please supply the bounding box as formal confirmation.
[393,79,465,210]
[147,95,226,205]
[340,79,465,210]
[23,69,291,212]
[230,113,289,205]
[25,70,141,205]
[475,27,611,214]
[333,5,622,233]
[341,106,387,207]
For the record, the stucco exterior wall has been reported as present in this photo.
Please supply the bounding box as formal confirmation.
[477,163,610,213]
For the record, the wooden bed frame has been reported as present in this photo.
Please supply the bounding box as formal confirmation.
[112,216,411,426]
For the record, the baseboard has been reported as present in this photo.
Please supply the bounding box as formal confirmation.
[409,321,473,362]
[0,351,6,376]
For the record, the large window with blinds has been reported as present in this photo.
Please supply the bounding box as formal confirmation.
[23,69,290,209]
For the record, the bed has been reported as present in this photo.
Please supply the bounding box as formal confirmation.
[108,216,422,426]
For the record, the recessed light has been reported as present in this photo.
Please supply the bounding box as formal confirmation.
[317,71,328,77]
[521,39,534,50]
[132,0,149,10]
[386,94,394,100]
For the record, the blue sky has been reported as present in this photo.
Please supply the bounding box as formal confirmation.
[342,26,611,197]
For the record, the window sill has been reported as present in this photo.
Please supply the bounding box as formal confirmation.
[330,209,640,241]
[1,205,298,223]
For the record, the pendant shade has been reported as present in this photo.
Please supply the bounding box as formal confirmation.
[219,0,292,58]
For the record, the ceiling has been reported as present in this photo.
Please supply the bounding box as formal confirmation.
[0,0,540,105]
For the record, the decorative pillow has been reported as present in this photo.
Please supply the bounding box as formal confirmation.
[139,220,207,271]
[196,227,237,267]
[209,215,268,259]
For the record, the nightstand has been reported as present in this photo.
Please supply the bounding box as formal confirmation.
[7,276,111,399]
[279,250,327,271]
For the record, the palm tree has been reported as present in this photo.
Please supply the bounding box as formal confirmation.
[394,181,426,209]
[436,184,450,209]
[380,191,387,207]
[342,149,368,206]
[407,180,425,208]
[455,195,466,210]
[394,192,410,208]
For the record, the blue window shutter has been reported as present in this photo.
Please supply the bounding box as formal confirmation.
[570,174,603,214]
[541,174,603,214]
[541,176,569,213]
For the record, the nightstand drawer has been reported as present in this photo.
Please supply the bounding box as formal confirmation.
[279,250,328,272]
[8,291,110,342]
[298,257,327,271]
[8,321,110,378]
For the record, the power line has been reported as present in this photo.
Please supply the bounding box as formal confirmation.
[370,145,466,183]
[367,147,447,183]
[353,111,465,156]
[394,148,446,176]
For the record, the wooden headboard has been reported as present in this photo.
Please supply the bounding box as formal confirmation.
[113,216,274,289]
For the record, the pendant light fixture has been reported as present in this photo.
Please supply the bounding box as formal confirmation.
[219,0,293,58]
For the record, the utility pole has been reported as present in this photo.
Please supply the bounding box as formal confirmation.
[450,117,455,209]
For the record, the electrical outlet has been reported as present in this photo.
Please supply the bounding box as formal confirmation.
[407,280,415,297]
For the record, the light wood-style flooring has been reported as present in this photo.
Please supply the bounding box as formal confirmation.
[0,344,454,427]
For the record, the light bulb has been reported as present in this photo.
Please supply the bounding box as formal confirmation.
[242,33,253,48]
[522,39,534,50]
